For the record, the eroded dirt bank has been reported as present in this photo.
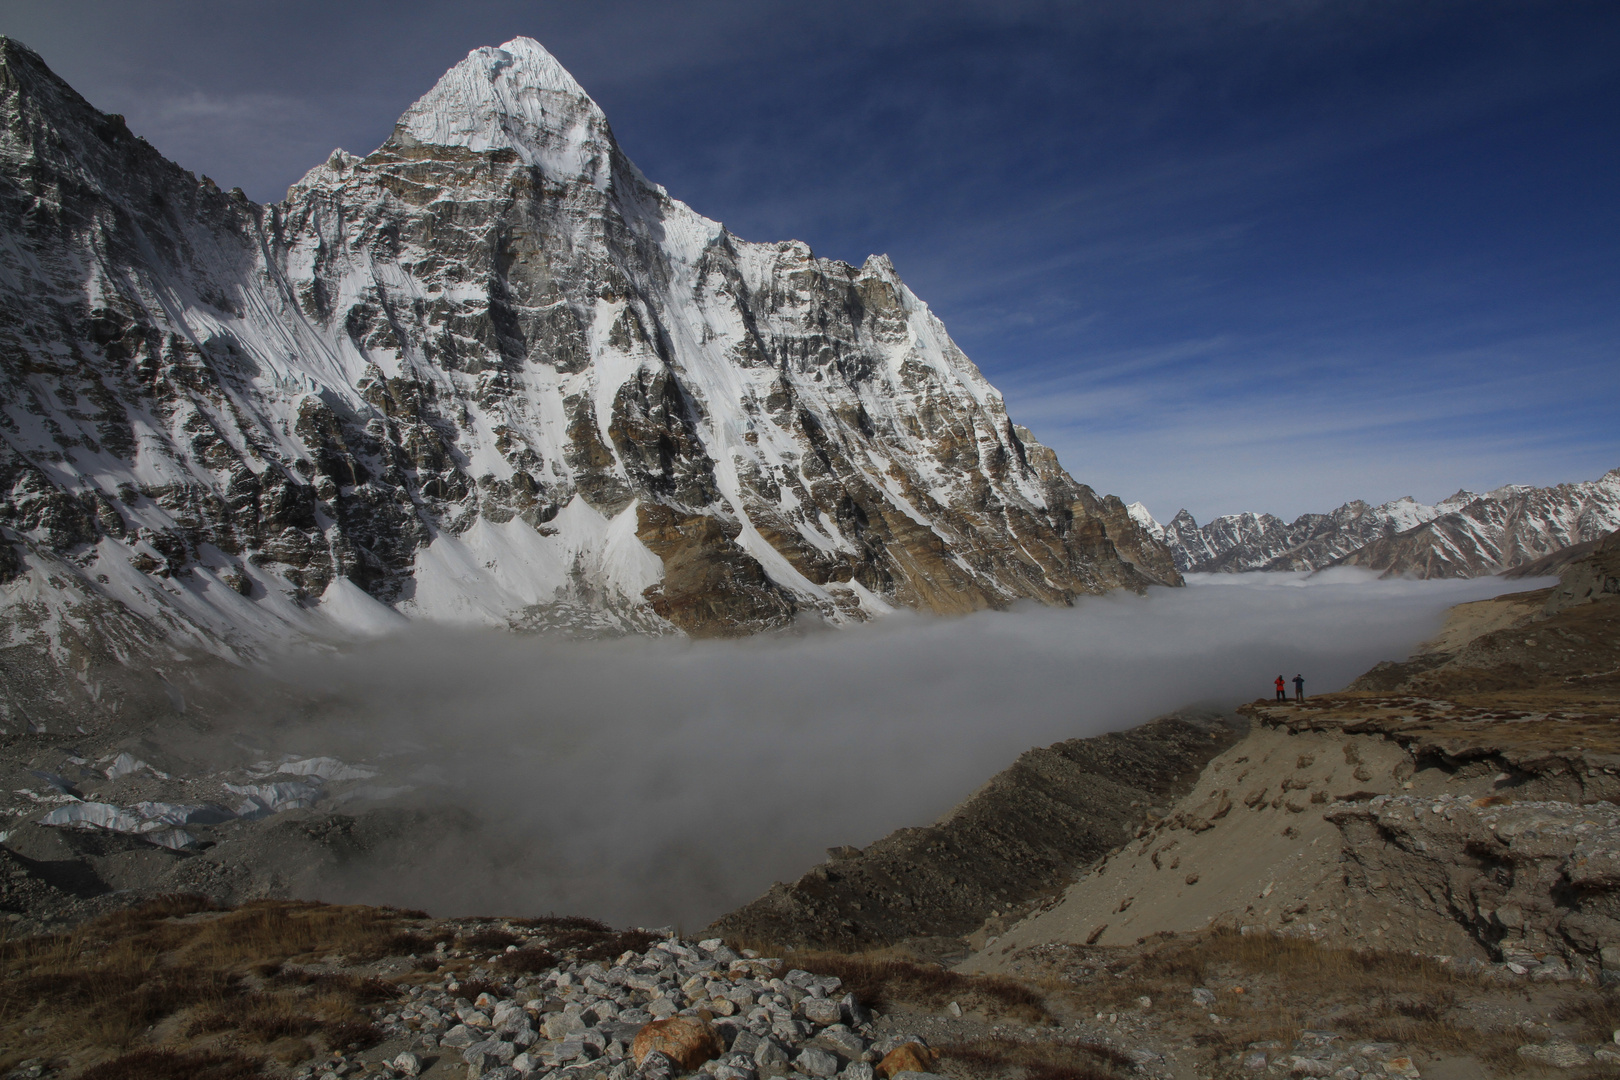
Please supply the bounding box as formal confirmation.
[709,711,1242,954]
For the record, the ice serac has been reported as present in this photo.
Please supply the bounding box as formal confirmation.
[1141,471,1620,578]
[0,36,1177,716]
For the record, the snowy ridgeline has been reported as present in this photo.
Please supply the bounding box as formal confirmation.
[1129,467,1620,577]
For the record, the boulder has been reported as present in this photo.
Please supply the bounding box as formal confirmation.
[632,1016,724,1070]
[839,993,870,1028]
[754,1038,791,1069]
[795,1048,840,1077]
[802,998,842,1025]
[638,1049,676,1080]
[876,1043,937,1078]
[546,1013,587,1040]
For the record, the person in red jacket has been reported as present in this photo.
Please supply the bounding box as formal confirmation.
[1275,675,1287,701]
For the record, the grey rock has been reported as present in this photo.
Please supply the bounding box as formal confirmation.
[801,999,842,1026]
[755,1038,791,1069]
[772,1019,810,1043]
[838,994,869,1029]
[639,1050,676,1080]
[390,1052,423,1077]
[545,1013,587,1040]
[464,1038,517,1066]
[839,1065,874,1080]
[1517,1042,1591,1069]
[817,1030,865,1059]
[443,1024,478,1048]
[794,1048,840,1077]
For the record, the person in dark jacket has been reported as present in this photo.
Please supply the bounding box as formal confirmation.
[1275,675,1287,701]
[1294,674,1305,701]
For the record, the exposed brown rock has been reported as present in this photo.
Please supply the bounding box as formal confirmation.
[635,503,797,636]
[876,1043,936,1077]
[631,1016,722,1069]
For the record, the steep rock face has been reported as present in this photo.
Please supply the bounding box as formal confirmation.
[1136,470,1620,578]
[0,37,1175,717]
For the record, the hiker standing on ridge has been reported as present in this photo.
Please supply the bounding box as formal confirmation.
[1294,674,1305,701]
[1275,675,1287,701]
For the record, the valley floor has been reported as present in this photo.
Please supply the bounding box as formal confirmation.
[4,540,1619,1079]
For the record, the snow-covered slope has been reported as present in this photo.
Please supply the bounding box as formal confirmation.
[0,37,1177,724]
[1136,470,1620,578]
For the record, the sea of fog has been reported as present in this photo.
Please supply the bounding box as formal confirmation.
[223,569,1544,927]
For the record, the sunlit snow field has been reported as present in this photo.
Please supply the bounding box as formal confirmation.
[238,569,1544,926]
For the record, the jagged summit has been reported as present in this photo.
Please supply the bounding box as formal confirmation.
[392,37,605,172]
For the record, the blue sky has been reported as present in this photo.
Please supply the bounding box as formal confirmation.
[3,0,1616,521]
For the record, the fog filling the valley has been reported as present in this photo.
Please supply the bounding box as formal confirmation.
[222,570,1537,928]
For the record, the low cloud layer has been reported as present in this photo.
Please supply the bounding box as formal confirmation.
[215,570,1534,928]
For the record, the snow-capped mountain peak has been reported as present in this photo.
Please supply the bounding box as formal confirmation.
[1126,501,1161,538]
[394,37,605,175]
[0,35,1180,727]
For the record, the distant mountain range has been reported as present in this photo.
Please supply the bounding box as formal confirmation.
[1130,468,1620,578]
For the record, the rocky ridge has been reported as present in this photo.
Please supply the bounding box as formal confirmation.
[0,36,1175,728]
[1133,467,1620,577]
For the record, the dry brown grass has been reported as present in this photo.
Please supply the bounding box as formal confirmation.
[513,914,611,932]
[454,977,505,1000]
[77,1049,266,1080]
[543,927,660,963]
[1038,930,1530,1067]
[495,946,560,975]
[1554,987,1620,1043]
[940,1035,1131,1080]
[0,896,424,1075]
[779,950,1050,1024]
[462,927,523,950]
